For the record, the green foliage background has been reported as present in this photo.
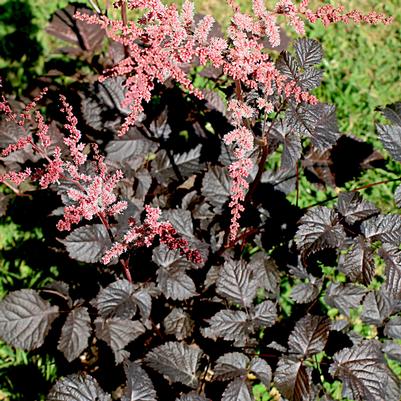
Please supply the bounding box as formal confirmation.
[0,0,400,400]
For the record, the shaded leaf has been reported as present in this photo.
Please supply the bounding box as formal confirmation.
[145,342,202,388]
[122,361,157,401]
[61,225,112,264]
[329,341,387,401]
[288,315,330,358]
[0,289,59,351]
[295,206,345,255]
[95,318,145,364]
[176,393,209,401]
[58,307,91,362]
[395,184,401,208]
[164,308,194,340]
[294,38,323,68]
[249,254,280,295]
[47,374,111,401]
[157,265,197,301]
[216,260,257,307]
[274,357,311,401]
[221,379,252,401]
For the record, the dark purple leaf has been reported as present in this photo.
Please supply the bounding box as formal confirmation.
[145,342,202,388]
[274,357,311,401]
[176,393,209,401]
[290,281,321,304]
[294,38,323,68]
[329,341,387,401]
[325,283,366,317]
[378,244,401,299]
[164,308,194,340]
[362,214,401,244]
[157,265,197,301]
[202,310,250,345]
[337,192,378,225]
[47,374,111,401]
[297,67,323,91]
[276,51,298,81]
[249,254,280,295]
[295,206,345,255]
[221,378,252,401]
[122,361,157,401]
[201,166,231,212]
[58,307,91,362]
[338,238,375,285]
[249,357,272,387]
[61,224,112,264]
[361,290,393,326]
[0,289,59,351]
[95,318,145,364]
[384,317,401,339]
[252,301,277,328]
[377,102,401,162]
[214,352,249,381]
[216,260,257,307]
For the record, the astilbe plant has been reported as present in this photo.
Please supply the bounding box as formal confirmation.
[0,1,400,401]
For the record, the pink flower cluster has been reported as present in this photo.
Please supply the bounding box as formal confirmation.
[102,205,203,265]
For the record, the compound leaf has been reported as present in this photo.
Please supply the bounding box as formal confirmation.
[58,307,91,362]
[145,341,202,388]
[0,289,59,351]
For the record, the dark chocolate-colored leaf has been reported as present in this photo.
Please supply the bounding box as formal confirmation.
[122,361,157,401]
[252,301,277,328]
[95,318,145,364]
[378,244,401,299]
[325,283,366,317]
[176,393,209,401]
[395,184,401,208]
[337,192,378,225]
[145,342,202,388]
[288,315,330,358]
[202,310,250,345]
[276,51,299,81]
[361,290,393,326]
[249,357,272,387]
[297,67,323,91]
[0,289,59,351]
[221,378,252,401]
[164,308,194,340]
[214,352,249,381]
[157,265,197,301]
[94,279,137,319]
[58,307,91,362]
[201,166,231,211]
[47,374,111,401]
[329,341,387,401]
[286,103,340,151]
[339,238,375,285]
[274,357,311,401]
[384,317,401,339]
[216,260,257,307]
[377,102,401,162]
[294,38,323,68]
[249,254,280,295]
[290,281,321,304]
[295,206,345,255]
[61,225,112,264]
[362,214,401,244]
